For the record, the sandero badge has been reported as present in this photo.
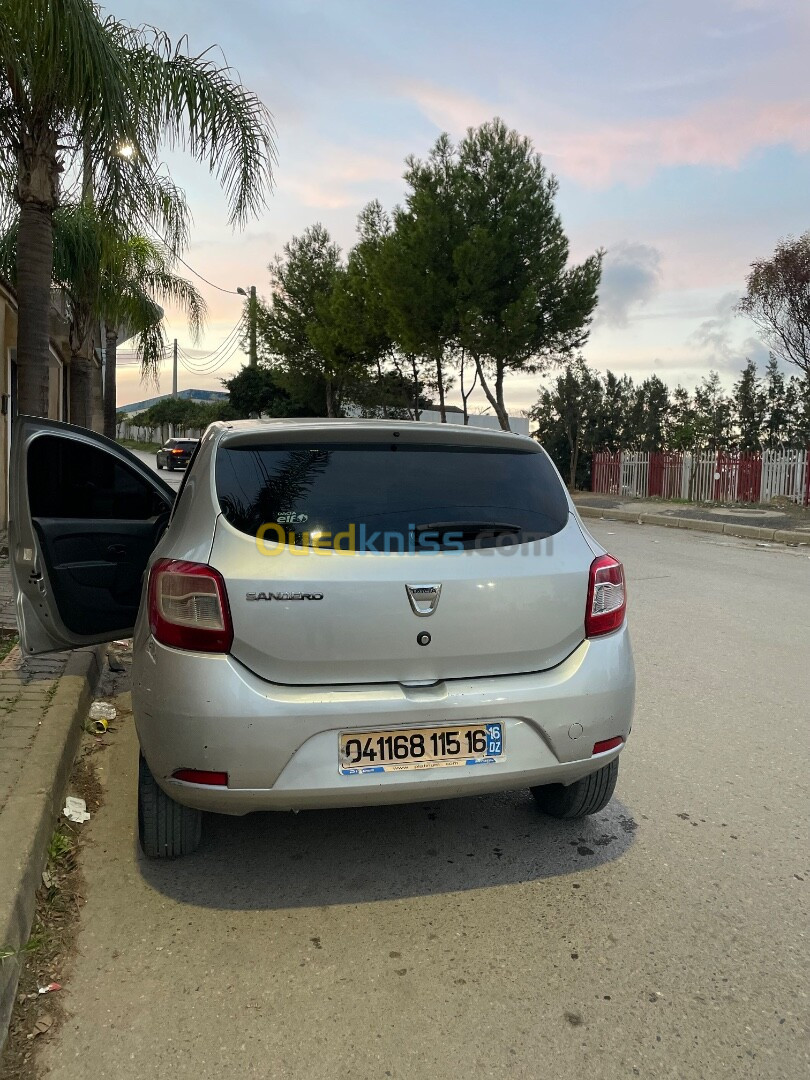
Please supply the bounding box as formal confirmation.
[246,591,324,601]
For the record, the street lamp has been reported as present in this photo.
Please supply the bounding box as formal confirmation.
[237,285,258,368]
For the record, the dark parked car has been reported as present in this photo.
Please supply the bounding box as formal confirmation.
[156,438,199,471]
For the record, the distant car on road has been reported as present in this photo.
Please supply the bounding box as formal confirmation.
[10,417,635,860]
[156,438,199,471]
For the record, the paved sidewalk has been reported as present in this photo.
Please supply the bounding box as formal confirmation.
[0,555,71,815]
[0,546,16,632]
[0,646,69,815]
[573,492,810,534]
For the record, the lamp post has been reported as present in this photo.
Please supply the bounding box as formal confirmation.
[237,285,258,367]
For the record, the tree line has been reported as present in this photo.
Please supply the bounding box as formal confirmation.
[533,356,810,489]
[251,120,602,430]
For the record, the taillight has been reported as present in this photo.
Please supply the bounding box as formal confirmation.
[172,769,228,786]
[148,559,233,653]
[593,737,623,755]
[172,447,184,454]
[585,554,626,637]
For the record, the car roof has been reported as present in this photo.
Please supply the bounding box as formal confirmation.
[209,417,536,451]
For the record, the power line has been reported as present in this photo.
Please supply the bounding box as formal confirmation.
[177,316,247,368]
[177,348,241,375]
[116,315,246,374]
[178,335,244,374]
[172,249,241,295]
[138,213,241,296]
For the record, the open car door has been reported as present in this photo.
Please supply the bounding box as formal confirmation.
[10,417,175,655]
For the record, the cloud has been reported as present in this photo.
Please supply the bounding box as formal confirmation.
[277,146,405,210]
[403,80,810,189]
[687,291,768,371]
[596,242,663,328]
[542,98,810,188]
[401,80,501,135]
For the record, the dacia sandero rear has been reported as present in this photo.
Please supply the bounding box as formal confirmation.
[11,417,635,858]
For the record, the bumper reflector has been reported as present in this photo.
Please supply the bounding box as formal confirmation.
[592,737,623,756]
[172,769,228,786]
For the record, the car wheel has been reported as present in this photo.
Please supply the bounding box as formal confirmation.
[138,752,202,858]
[167,461,175,471]
[531,759,619,819]
[156,458,163,470]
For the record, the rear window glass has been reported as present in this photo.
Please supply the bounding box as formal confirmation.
[215,441,568,551]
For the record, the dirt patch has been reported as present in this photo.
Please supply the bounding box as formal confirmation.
[0,631,19,663]
[0,746,103,1079]
[1,646,131,1078]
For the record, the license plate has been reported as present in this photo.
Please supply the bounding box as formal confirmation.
[339,722,504,775]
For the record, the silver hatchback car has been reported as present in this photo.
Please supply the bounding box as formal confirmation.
[11,417,635,858]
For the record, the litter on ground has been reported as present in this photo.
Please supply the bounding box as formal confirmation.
[89,702,116,721]
[63,796,90,823]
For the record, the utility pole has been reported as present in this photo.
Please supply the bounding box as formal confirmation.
[171,338,178,438]
[237,285,259,366]
[249,285,258,367]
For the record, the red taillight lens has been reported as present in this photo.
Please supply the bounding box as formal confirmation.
[593,737,624,755]
[172,447,184,454]
[148,559,233,653]
[585,554,626,637]
[172,769,228,786]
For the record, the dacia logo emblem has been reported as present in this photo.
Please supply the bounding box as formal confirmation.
[406,584,442,617]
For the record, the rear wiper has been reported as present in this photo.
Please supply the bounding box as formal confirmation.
[413,520,522,535]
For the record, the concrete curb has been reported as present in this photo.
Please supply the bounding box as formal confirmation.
[0,644,105,1050]
[576,504,810,546]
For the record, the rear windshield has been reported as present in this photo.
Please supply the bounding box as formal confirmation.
[216,441,568,551]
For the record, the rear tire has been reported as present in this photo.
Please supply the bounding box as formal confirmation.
[138,753,202,858]
[167,462,175,471]
[532,759,619,819]
[156,458,163,470]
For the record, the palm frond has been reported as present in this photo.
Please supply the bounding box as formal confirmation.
[124,28,275,227]
[0,0,139,154]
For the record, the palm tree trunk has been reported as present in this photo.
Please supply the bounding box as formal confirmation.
[104,328,118,438]
[15,200,54,417]
[68,353,94,429]
[90,356,104,432]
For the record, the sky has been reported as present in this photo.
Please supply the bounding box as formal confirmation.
[109,0,810,414]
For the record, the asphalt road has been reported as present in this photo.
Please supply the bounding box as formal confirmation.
[131,447,185,490]
[42,522,809,1080]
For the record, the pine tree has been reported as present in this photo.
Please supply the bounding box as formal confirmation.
[732,358,765,450]
[762,355,790,449]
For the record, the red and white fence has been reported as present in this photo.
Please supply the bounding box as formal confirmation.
[592,449,810,506]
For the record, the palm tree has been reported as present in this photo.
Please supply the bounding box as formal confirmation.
[0,203,206,431]
[0,0,274,417]
[99,231,206,438]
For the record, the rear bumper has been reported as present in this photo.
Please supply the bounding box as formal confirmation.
[131,626,635,814]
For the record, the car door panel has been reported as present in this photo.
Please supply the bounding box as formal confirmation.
[11,417,175,655]
[32,519,161,635]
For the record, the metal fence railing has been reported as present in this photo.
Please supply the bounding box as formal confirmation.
[592,450,810,506]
